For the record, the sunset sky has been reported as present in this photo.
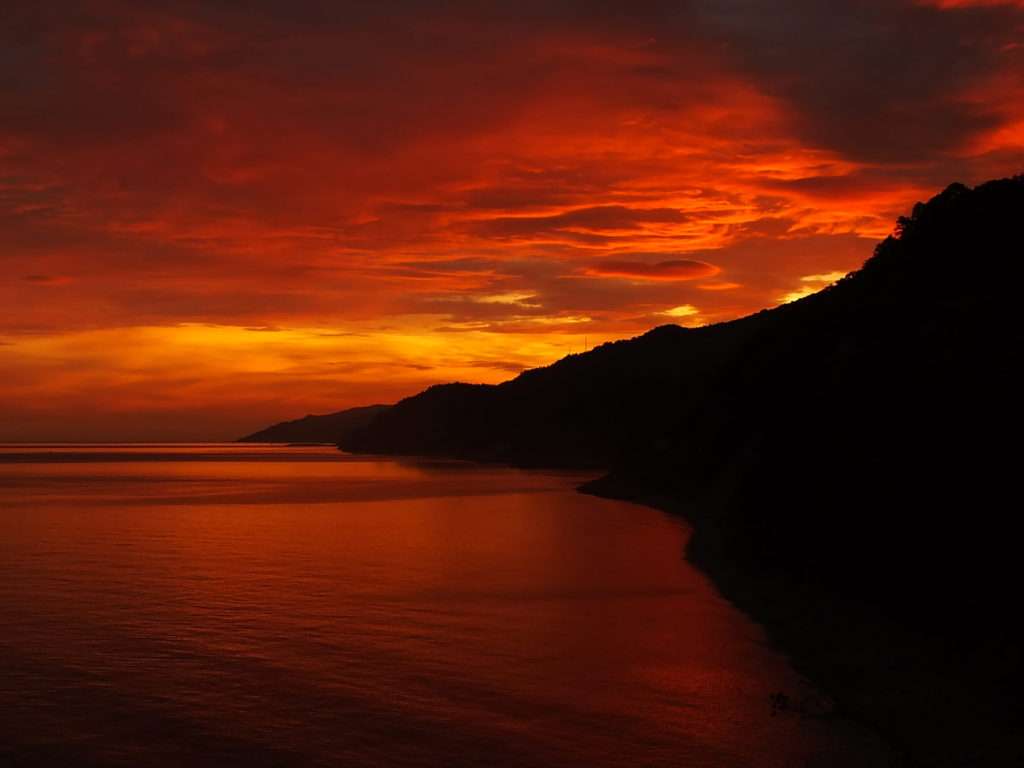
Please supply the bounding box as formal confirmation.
[3,0,1023,440]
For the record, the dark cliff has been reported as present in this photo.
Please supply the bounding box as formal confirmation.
[343,176,1024,765]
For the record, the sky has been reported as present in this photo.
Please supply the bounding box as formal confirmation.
[2,0,1023,440]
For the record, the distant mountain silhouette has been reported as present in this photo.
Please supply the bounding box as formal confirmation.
[343,176,1024,766]
[239,404,389,443]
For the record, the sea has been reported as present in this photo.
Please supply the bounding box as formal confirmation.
[0,443,888,767]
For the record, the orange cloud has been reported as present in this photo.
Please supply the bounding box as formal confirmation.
[778,271,850,304]
[587,260,721,281]
[1,1,1022,438]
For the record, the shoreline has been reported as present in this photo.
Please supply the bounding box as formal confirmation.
[579,477,1017,768]
[336,444,1019,766]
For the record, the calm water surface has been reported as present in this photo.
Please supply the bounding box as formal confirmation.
[0,444,887,767]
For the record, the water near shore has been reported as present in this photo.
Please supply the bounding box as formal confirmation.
[0,444,887,767]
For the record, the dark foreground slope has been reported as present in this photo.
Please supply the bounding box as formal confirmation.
[345,177,1024,766]
[239,404,388,443]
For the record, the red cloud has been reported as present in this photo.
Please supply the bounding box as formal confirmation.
[587,260,721,281]
[1,1,1022,438]
[920,0,1024,7]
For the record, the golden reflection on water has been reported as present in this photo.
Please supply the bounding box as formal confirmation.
[0,445,887,767]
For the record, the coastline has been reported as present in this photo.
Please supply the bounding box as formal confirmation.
[336,440,1021,767]
[579,476,1018,768]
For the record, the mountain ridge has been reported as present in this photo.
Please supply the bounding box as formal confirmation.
[339,175,1024,766]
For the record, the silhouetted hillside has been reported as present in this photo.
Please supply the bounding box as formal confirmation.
[345,177,1022,591]
[239,404,389,443]
[343,176,1024,766]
